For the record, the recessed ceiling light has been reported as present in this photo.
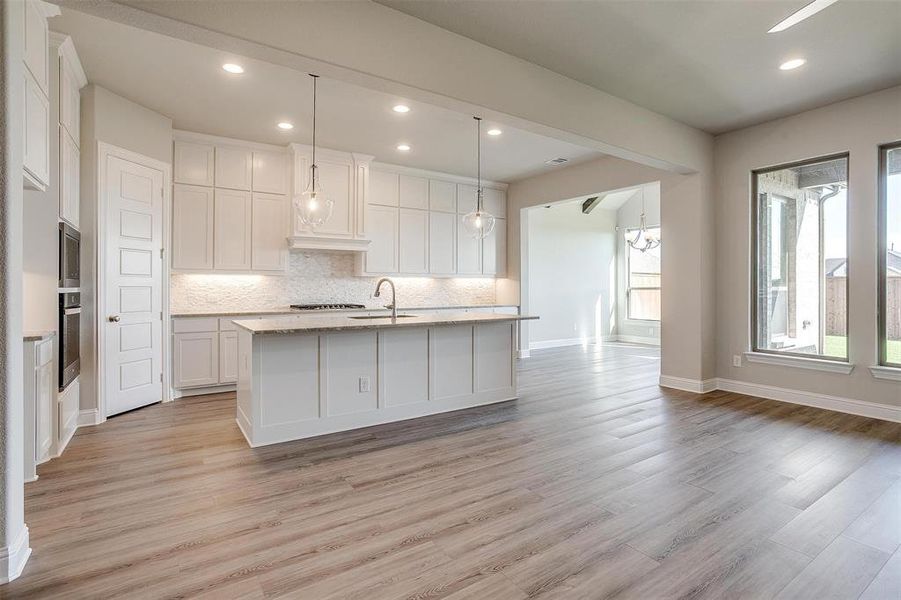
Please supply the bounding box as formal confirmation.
[779,58,807,71]
[277,122,294,130]
[768,0,839,33]
[396,144,411,152]
[487,128,502,136]
[222,63,244,74]
[392,104,411,113]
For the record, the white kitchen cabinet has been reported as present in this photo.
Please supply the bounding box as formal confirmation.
[483,188,507,218]
[483,218,506,276]
[219,332,239,384]
[213,189,252,270]
[59,130,80,227]
[174,141,215,186]
[456,214,482,275]
[399,208,429,274]
[58,377,78,454]
[457,184,478,214]
[370,169,399,207]
[23,70,50,190]
[215,145,252,191]
[23,0,49,95]
[172,184,214,270]
[364,205,398,274]
[399,175,429,209]
[429,179,456,213]
[59,52,81,145]
[252,150,288,195]
[23,336,54,483]
[252,192,288,271]
[173,331,219,388]
[429,211,456,275]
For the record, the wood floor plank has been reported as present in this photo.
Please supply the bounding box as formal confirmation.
[775,536,891,600]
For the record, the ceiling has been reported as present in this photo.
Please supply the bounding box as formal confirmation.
[51,8,603,183]
[378,0,901,134]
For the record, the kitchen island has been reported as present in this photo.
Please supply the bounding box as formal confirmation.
[233,312,536,447]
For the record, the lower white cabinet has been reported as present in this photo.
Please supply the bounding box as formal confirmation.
[173,331,219,388]
[399,208,429,274]
[58,377,79,452]
[23,336,54,482]
[219,331,239,384]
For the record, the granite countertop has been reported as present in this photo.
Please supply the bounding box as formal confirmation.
[170,304,520,318]
[23,330,55,342]
[233,311,537,335]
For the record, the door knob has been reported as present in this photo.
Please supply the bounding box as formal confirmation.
[108,315,120,323]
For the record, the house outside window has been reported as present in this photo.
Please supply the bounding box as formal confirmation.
[626,227,661,321]
[878,142,901,367]
[752,154,849,360]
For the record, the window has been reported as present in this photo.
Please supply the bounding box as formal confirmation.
[626,227,661,321]
[878,142,901,367]
[752,154,848,360]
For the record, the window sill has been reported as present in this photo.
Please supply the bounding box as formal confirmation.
[869,365,901,382]
[743,352,854,374]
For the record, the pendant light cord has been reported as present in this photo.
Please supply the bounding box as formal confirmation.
[310,74,319,188]
[474,116,482,212]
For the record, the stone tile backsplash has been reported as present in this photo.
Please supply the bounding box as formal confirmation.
[170,251,498,312]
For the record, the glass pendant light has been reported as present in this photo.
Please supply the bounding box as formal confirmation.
[462,117,496,240]
[627,187,661,253]
[295,74,333,229]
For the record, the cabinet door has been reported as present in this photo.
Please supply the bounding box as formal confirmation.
[219,331,238,384]
[429,179,456,213]
[173,332,219,388]
[172,184,214,270]
[59,56,81,145]
[483,188,507,218]
[23,71,49,189]
[213,189,252,270]
[457,184,478,214]
[365,205,398,273]
[370,170,399,207]
[429,211,456,275]
[252,192,288,271]
[399,175,429,209]
[316,160,354,236]
[59,131,80,227]
[252,150,288,194]
[399,208,429,274]
[23,0,49,94]
[174,141,214,186]
[36,361,54,460]
[215,146,252,191]
[456,214,482,275]
[483,218,506,276]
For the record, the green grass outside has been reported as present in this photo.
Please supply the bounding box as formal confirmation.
[825,335,901,364]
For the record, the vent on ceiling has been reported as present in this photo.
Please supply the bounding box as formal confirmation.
[545,157,569,166]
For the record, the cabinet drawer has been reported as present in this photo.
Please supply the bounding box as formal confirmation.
[172,317,219,333]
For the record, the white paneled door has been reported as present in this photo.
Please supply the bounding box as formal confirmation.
[104,153,165,416]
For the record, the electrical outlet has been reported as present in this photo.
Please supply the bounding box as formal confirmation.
[733,355,742,367]
[359,376,371,393]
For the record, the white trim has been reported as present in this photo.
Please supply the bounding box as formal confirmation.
[717,378,901,423]
[659,375,718,393]
[77,408,101,427]
[370,161,508,191]
[530,337,596,351]
[517,349,531,359]
[173,129,287,154]
[0,526,31,584]
[287,235,371,252]
[744,351,854,374]
[869,365,901,382]
[171,384,236,399]
[96,142,172,421]
[49,34,88,89]
[615,334,661,346]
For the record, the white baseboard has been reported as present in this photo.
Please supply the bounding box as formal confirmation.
[530,337,595,351]
[614,334,661,346]
[78,408,101,427]
[0,526,30,584]
[171,384,237,399]
[517,349,531,359]
[659,375,718,393]
[716,378,901,423]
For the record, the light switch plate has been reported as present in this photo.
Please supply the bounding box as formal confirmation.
[359,376,371,393]
[733,355,742,367]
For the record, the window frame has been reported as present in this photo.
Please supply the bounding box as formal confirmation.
[625,225,661,322]
[878,141,901,368]
[750,151,850,362]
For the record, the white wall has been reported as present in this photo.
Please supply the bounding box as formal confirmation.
[79,85,172,412]
[715,85,901,410]
[616,183,661,344]
[526,202,616,349]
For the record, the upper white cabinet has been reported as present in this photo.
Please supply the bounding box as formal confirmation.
[252,150,288,195]
[58,39,85,147]
[456,216,482,275]
[399,208,429,274]
[483,218,507,276]
[172,132,291,273]
[429,180,456,213]
[483,187,507,218]
[52,34,87,226]
[457,184,478,214]
[215,145,252,191]
[370,170,399,207]
[23,0,50,95]
[429,211,456,275]
[399,175,429,210]
[59,131,80,228]
[23,71,50,190]
[363,205,398,274]
[174,141,215,186]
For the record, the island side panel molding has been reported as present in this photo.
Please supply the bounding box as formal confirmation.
[237,322,517,447]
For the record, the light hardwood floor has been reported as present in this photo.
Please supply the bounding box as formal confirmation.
[6,343,900,599]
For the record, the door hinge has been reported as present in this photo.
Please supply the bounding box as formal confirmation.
[160,311,163,320]
[160,373,163,382]
[160,248,164,259]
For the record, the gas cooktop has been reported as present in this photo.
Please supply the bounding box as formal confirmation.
[290,303,367,311]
